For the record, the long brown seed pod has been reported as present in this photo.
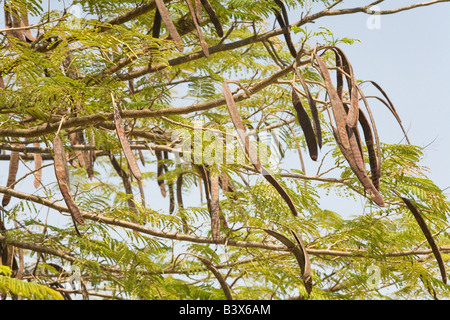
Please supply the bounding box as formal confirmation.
[2,150,19,207]
[33,142,42,188]
[292,89,318,161]
[264,229,312,294]
[222,82,261,172]
[53,136,85,225]
[262,168,299,216]
[274,10,297,59]
[185,0,209,57]
[199,0,223,37]
[154,0,184,51]
[353,106,380,190]
[313,52,350,150]
[333,47,359,129]
[400,197,447,284]
[223,82,298,216]
[297,71,322,148]
[191,254,233,300]
[112,97,142,183]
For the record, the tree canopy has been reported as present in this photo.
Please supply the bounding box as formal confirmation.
[0,0,449,300]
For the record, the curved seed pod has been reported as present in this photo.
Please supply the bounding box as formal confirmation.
[297,72,322,148]
[333,47,359,129]
[185,0,209,57]
[332,128,385,207]
[401,197,447,284]
[264,229,312,294]
[315,52,384,206]
[88,135,95,181]
[356,107,380,190]
[53,136,85,225]
[313,52,350,151]
[362,80,411,144]
[262,168,298,216]
[112,100,142,182]
[192,254,233,300]
[335,52,344,100]
[2,150,19,207]
[274,0,290,29]
[274,10,297,59]
[223,82,261,172]
[152,8,162,38]
[223,82,298,216]
[199,0,223,37]
[33,143,42,188]
[292,89,318,161]
[154,0,184,51]
[357,85,382,189]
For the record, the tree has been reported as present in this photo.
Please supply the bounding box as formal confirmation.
[0,0,449,300]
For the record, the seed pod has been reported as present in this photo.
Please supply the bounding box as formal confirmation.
[53,136,85,225]
[199,0,223,37]
[401,197,447,284]
[274,10,297,59]
[262,168,298,216]
[154,0,184,51]
[185,0,209,57]
[264,228,312,294]
[2,150,19,207]
[112,98,142,183]
[292,89,318,161]
[222,82,261,172]
[297,72,322,148]
[152,8,162,38]
[155,150,167,198]
[34,142,42,188]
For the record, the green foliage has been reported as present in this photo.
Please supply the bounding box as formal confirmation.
[0,267,63,300]
[0,0,448,301]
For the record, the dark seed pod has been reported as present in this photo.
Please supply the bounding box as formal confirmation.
[400,197,447,284]
[200,0,223,37]
[292,89,318,161]
[2,150,19,207]
[53,136,85,225]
